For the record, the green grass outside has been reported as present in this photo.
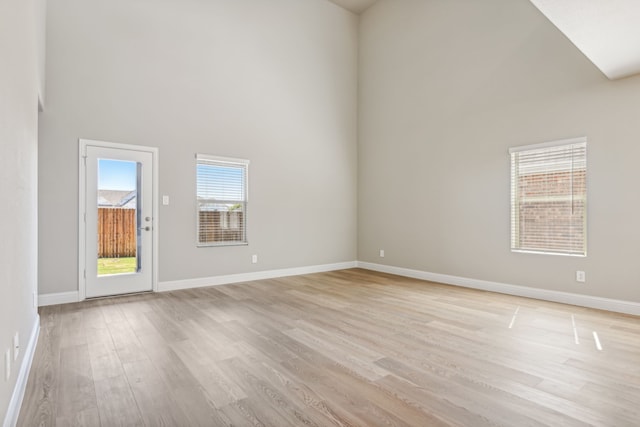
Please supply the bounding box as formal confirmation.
[98,257,137,275]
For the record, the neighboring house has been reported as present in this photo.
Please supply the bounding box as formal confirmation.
[98,190,137,209]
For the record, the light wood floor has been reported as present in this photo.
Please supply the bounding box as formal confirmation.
[18,269,640,426]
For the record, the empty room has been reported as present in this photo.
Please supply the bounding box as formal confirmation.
[2,0,640,425]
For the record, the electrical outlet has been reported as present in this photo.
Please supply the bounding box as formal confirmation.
[379,249,385,258]
[4,350,10,381]
[252,254,258,264]
[576,270,586,283]
[13,333,19,361]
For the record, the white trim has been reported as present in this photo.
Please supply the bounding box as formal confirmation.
[3,316,40,427]
[78,139,159,301]
[511,249,586,258]
[38,262,357,305]
[152,147,159,294]
[196,153,250,165]
[78,141,86,301]
[38,291,80,307]
[41,260,640,316]
[508,136,586,153]
[158,261,358,292]
[357,262,640,316]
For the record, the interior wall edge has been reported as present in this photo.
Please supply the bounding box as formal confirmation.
[2,317,40,427]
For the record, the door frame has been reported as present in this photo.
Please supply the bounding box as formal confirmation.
[78,138,159,301]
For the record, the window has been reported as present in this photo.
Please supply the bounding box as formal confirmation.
[510,138,587,256]
[196,154,249,246]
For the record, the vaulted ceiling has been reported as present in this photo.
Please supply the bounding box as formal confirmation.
[326,0,378,15]
[327,0,640,80]
[530,0,640,79]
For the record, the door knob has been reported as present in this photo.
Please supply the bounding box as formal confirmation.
[139,226,151,231]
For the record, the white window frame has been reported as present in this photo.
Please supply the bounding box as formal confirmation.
[196,154,249,247]
[509,137,587,257]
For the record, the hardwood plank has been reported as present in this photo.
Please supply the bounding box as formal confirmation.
[93,375,144,426]
[18,269,640,426]
[55,408,100,427]
[122,359,191,427]
[135,331,230,426]
[170,338,247,407]
[16,316,60,427]
[86,327,121,381]
[55,345,98,420]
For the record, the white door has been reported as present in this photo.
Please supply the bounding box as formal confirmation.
[80,140,156,298]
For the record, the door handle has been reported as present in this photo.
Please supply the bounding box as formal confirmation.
[139,226,151,231]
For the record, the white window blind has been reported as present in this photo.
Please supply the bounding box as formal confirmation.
[510,138,587,256]
[196,154,249,246]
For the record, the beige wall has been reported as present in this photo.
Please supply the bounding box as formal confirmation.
[358,0,640,302]
[39,0,640,305]
[0,0,41,421]
[39,0,358,294]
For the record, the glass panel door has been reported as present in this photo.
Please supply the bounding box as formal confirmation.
[83,143,154,298]
[97,159,139,276]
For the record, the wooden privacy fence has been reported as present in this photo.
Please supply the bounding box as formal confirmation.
[198,211,244,244]
[98,208,136,258]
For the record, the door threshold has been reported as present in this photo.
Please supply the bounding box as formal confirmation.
[85,290,154,302]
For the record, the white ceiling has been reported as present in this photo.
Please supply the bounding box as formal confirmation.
[530,0,640,79]
[327,0,379,15]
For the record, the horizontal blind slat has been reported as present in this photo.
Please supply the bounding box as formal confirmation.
[196,155,248,246]
[510,140,586,256]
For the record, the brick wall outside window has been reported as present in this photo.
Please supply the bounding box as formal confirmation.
[514,169,586,254]
[510,139,587,256]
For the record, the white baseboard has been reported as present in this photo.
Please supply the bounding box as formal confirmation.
[38,291,79,307]
[158,261,358,292]
[38,261,640,316]
[3,315,40,427]
[357,261,640,316]
[37,262,358,304]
